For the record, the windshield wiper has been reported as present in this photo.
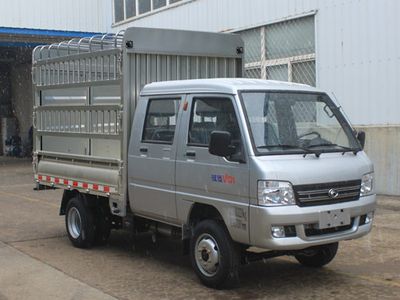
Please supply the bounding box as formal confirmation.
[306,143,359,155]
[257,144,321,158]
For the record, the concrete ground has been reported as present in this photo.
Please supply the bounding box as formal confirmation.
[0,158,399,300]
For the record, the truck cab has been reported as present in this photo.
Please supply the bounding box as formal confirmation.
[127,78,376,287]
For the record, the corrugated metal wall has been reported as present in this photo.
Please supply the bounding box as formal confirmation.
[0,0,110,33]
[113,0,400,195]
[317,0,400,126]
[1,0,398,193]
[113,0,400,127]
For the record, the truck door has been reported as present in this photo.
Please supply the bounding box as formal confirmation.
[128,96,182,223]
[176,94,250,244]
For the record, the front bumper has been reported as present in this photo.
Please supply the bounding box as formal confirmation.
[249,194,376,250]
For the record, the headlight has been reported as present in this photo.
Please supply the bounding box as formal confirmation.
[257,180,295,206]
[360,172,374,196]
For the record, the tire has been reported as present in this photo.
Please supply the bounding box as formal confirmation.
[94,205,111,246]
[190,220,240,289]
[295,242,339,267]
[65,197,96,248]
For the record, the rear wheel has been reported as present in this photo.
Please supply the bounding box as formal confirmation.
[190,220,240,289]
[65,197,96,248]
[295,242,339,267]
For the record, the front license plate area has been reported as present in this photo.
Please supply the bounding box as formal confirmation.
[318,209,350,229]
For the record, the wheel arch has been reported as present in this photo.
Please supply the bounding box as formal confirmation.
[185,201,250,246]
[187,203,224,227]
[60,190,100,215]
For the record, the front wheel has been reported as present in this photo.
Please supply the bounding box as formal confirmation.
[295,242,339,267]
[65,197,96,248]
[190,220,240,289]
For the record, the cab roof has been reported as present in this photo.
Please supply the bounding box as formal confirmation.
[140,78,322,96]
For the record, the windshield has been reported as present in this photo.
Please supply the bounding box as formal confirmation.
[240,91,360,155]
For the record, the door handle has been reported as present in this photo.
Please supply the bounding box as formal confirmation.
[185,150,196,157]
[139,147,148,153]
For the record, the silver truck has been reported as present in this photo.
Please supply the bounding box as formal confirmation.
[32,28,376,289]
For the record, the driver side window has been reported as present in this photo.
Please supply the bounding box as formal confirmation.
[188,97,243,159]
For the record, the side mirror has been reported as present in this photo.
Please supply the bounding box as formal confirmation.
[209,131,236,157]
[356,131,366,149]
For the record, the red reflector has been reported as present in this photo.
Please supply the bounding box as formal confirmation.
[73,181,78,187]
[63,179,68,185]
[38,175,43,180]
[183,101,188,111]
[46,176,51,182]
[82,182,88,189]
[104,186,110,193]
[93,184,99,190]
[55,178,60,184]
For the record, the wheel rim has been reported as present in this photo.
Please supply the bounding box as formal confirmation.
[195,233,220,277]
[67,207,82,239]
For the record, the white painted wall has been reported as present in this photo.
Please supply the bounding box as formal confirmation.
[112,0,400,127]
[0,0,111,33]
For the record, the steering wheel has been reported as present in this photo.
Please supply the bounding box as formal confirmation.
[151,129,174,142]
[298,131,321,140]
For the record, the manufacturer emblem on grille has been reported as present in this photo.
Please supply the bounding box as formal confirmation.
[328,188,339,198]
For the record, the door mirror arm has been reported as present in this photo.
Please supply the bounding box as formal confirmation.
[356,130,366,149]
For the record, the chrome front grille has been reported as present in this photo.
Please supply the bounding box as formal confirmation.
[293,180,361,207]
